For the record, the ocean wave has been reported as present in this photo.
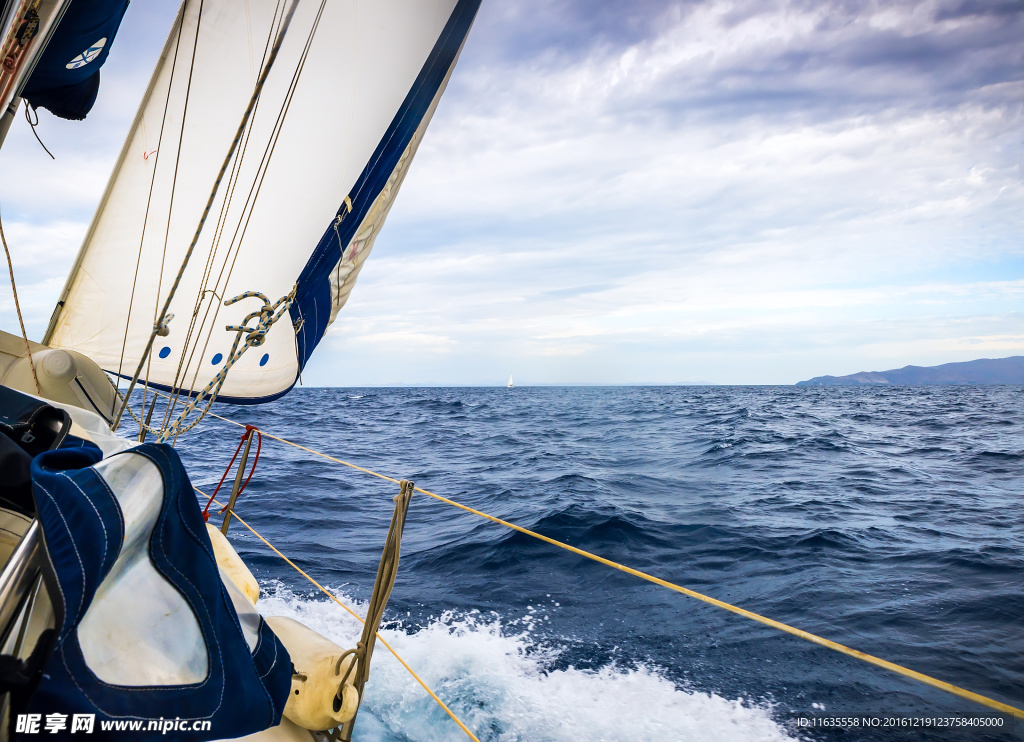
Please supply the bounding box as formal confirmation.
[257,585,796,742]
[181,385,1024,736]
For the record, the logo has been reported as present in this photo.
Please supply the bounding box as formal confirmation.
[65,38,107,69]
[16,713,94,734]
[16,713,212,734]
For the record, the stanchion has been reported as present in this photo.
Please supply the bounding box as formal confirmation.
[338,479,414,741]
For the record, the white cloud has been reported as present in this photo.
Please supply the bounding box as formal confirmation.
[4,0,1024,385]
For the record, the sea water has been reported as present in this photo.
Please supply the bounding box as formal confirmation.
[174,386,1023,741]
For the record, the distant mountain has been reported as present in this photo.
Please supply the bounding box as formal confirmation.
[797,356,1024,386]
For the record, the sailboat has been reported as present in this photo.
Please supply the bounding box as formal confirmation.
[507,373,513,389]
[4,2,1017,739]
[0,0,481,739]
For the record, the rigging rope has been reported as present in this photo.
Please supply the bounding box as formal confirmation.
[339,478,413,741]
[200,407,1024,721]
[117,0,196,421]
[158,0,286,433]
[165,0,329,445]
[201,424,261,522]
[150,0,205,390]
[23,104,53,159]
[195,487,481,742]
[0,207,39,394]
[111,0,300,431]
[123,287,295,440]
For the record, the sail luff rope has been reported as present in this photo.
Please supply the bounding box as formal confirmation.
[196,405,1024,721]
[159,0,285,434]
[111,0,300,431]
[0,208,40,394]
[195,488,481,742]
[164,0,325,441]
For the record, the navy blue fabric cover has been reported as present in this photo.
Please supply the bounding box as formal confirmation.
[21,0,129,120]
[25,444,290,739]
[289,0,482,375]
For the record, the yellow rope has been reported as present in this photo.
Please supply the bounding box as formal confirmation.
[196,489,481,742]
[0,208,40,394]
[200,408,1023,720]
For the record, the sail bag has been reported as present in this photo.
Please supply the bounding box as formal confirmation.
[23,443,290,739]
[21,0,130,120]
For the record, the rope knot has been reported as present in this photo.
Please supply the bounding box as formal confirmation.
[154,313,175,337]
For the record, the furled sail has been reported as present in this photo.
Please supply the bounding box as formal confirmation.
[20,0,130,120]
[44,0,480,404]
[0,0,130,148]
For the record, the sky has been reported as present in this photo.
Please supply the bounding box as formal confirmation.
[1,0,1022,386]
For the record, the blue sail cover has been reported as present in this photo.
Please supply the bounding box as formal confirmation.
[25,444,290,739]
[21,0,129,120]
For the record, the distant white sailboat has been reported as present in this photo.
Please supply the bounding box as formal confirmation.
[507,373,514,388]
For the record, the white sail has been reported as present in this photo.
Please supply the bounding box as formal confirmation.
[45,0,479,404]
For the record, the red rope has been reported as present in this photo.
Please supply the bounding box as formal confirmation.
[202,425,261,522]
[222,427,261,510]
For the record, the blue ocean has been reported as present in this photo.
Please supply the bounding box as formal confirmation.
[173,386,1022,741]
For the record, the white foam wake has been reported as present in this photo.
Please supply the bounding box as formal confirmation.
[258,585,798,742]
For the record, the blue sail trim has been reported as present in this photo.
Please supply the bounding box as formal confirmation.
[25,444,291,737]
[105,371,295,407]
[21,0,130,121]
[289,0,482,373]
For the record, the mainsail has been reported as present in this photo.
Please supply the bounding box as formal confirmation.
[44,0,480,404]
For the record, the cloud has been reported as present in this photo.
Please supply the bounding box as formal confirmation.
[301,0,1023,383]
[3,0,1023,385]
